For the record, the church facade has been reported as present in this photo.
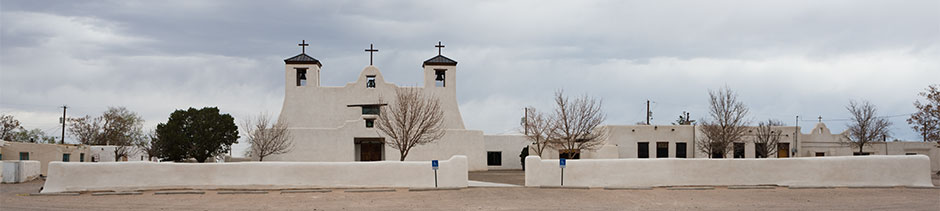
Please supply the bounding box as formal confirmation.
[267,42,489,171]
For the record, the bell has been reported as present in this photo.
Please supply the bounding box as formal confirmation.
[298,73,307,80]
[435,73,445,81]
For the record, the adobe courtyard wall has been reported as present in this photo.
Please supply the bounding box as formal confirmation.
[41,155,468,193]
[524,155,933,187]
[1,160,40,183]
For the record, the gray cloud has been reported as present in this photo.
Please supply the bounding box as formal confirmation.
[2,0,938,155]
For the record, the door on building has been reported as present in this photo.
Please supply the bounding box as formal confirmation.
[777,143,790,158]
[355,138,385,161]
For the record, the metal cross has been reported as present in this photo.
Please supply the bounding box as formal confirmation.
[435,41,445,55]
[818,116,822,122]
[365,44,378,65]
[298,40,309,54]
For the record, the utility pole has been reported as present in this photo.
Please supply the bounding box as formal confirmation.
[646,100,651,125]
[523,107,528,135]
[61,105,67,144]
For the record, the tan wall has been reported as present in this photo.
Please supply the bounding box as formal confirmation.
[0,141,89,175]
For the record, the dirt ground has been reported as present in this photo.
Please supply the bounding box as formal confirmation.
[3,178,938,211]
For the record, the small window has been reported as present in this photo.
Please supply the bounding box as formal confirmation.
[733,143,745,158]
[487,151,502,166]
[637,142,649,158]
[20,152,29,160]
[815,152,825,157]
[63,153,71,162]
[362,105,380,115]
[80,153,85,162]
[434,69,445,87]
[675,142,687,158]
[296,68,308,86]
[366,75,376,88]
[656,142,669,158]
[365,119,374,128]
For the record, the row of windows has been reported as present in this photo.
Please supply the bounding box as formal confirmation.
[7,152,86,162]
[637,142,688,158]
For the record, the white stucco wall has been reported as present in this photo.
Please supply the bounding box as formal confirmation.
[89,146,149,162]
[2,160,40,183]
[524,155,933,187]
[483,135,530,170]
[41,155,468,193]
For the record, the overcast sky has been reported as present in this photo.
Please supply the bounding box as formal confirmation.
[2,0,938,156]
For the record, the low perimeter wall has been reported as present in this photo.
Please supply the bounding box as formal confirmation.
[42,155,467,193]
[525,155,933,187]
[2,161,41,183]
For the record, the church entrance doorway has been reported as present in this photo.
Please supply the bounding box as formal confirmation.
[355,138,385,161]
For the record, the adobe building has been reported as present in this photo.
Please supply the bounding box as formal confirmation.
[264,41,939,174]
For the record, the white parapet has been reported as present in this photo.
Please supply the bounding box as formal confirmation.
[525,155,933,187]
[2,161,41,183]
[42,155,468,193]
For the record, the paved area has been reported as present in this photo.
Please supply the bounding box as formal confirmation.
[2,179,938,210]
[469,170,525,186]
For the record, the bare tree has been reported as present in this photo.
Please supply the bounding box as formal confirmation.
[68,115,103,145]
[547,90,607,159]
[1,114,23,141]
[100,107,145,161]
[376,88,446,161]
[698,87,749,158]
[753,119,783,158]
[845,100,892,155]
[135,131,161,161]
[908,84,940,143]
[243,113,293,161]
[521,107,554,157]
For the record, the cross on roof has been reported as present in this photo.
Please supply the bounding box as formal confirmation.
[818,116,822,122]
[298,40,309,54]
[435,41,445,55]
[365,44,378,65]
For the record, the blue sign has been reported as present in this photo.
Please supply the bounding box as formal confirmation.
[559,158,566,168]
[431,160,439,170]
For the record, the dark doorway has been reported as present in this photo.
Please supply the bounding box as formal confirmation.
[733,143,745,158]
[777,143,790,158]
[559,149,580,159]
[656,142,669,158]
[637,142,649,158]
[675,142,687,158]
[355,138,384,161]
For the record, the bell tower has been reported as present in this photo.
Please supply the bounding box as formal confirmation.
[284,40,322,88]
[422,41,457,89]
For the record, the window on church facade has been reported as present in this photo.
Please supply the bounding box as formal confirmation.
[366,75,376,88]
[434,69,445,87]
[487,151,502,166]
[295,68,307,86]
[62,153,70,162]
[362,105,380,115]
[637,142,649,158]
[365,119,374,128]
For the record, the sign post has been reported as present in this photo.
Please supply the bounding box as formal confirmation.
[431,160,439,188]
[559,158,566,186]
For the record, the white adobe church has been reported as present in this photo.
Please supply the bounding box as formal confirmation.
[264,41,940,173]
